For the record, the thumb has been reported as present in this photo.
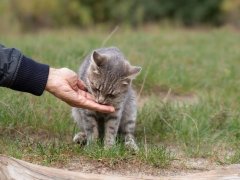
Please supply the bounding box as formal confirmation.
[77,79,87,91]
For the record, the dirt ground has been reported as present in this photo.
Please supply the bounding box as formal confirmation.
[61,155,219,177]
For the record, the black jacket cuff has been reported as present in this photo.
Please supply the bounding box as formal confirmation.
[10,56,49,96]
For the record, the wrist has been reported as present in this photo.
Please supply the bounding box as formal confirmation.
[45,67,58,92]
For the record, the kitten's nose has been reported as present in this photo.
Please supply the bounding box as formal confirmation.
[97,95,105,104]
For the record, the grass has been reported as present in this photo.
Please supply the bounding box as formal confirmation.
[1,26,240,171]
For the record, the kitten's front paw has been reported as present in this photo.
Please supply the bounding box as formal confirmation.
[104,144,114,150]
[104,139,115,150]
[125,139,139,152]
[73,132,87,146]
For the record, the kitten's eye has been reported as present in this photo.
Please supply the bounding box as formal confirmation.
[107,94,115,98]
[92,87,100,92]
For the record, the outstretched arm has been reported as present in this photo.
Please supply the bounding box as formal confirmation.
[0,45,114,113]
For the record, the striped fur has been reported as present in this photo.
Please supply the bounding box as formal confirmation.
[72,47,141,150]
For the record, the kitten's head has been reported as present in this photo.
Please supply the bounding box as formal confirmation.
[86,49,141,107]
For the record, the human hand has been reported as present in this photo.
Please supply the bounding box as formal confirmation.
[45,68,115,113]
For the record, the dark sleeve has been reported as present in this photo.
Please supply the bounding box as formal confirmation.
[0,44,49,96]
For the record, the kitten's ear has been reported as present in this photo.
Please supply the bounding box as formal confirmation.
[122,66,142,85]
[92,51,107,67]
[127,66,142,79]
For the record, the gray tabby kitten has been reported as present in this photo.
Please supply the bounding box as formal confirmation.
[72,47,141,150]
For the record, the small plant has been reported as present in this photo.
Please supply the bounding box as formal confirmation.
[138,144,172,168]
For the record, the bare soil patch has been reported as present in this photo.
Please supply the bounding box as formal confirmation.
[38,153,220,177]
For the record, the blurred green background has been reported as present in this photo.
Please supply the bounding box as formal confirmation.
[0,0,240,32]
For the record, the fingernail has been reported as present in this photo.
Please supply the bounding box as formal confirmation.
[110,107,115,112]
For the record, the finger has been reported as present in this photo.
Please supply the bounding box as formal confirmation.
[78,90,95,101]
[77,79,87,91]
[78,99,115,113]
[72,84,78,91]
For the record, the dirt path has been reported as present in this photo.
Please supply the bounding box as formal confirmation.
[1,156,240,179]
[61,156,219,177]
